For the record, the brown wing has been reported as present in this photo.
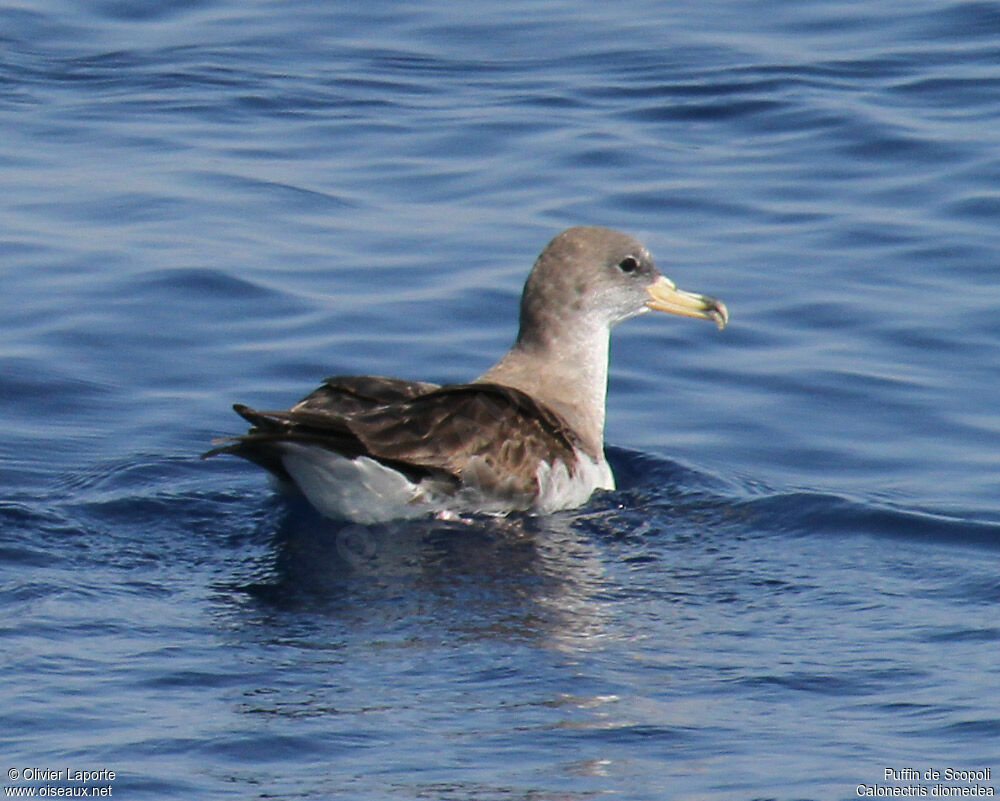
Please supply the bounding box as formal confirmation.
[291,374,440,415]
[205,374,441,481]
[345,383,582,500]
[206,382,582,504]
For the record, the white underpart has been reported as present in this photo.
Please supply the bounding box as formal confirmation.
[534,449,615,514]
[277,442,615,523]
[279,443,425,523]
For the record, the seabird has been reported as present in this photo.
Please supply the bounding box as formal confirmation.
[206,226,728,523]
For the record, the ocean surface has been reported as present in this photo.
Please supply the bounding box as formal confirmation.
[3,0,1000,798]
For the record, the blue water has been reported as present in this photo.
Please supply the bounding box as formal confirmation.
[3,0,1000,798]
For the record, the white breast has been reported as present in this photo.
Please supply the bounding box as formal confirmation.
[533,449,615,514]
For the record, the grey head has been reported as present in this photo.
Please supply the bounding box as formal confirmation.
[515,225,727,352]
[476,226,728,459]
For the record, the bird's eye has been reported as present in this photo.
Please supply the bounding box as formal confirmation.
[617,256,640,273]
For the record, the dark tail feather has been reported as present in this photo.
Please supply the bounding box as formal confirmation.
[202,403,364,482]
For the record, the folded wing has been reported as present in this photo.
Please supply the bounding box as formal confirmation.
[205,379,582,506]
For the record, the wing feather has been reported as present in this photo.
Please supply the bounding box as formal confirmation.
[291,374,440,415]
[205,381,582,504]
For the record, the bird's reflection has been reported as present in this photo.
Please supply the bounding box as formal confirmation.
[231,495,618,652]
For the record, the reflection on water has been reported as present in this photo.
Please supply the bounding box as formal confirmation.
[234,500,618,653]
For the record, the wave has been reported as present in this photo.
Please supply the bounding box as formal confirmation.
[604,446,1000,548]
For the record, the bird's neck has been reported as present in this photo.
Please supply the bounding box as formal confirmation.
[476,317,611,460]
